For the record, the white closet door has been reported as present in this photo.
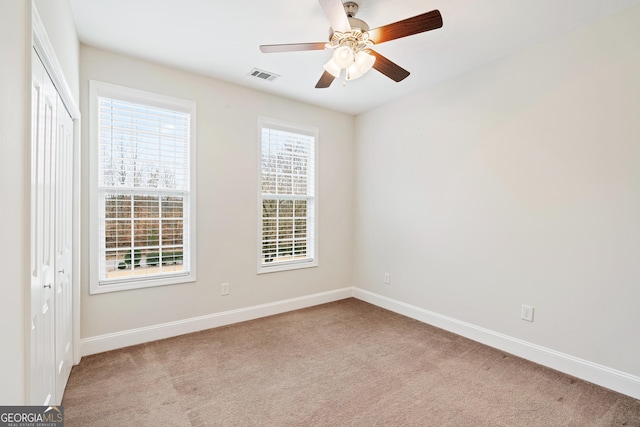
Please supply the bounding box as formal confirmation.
[31,47,74,405]
[54,94,73,401]
[31,48,57,406]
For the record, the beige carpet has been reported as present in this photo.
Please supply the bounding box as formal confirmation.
[62,298,640,426]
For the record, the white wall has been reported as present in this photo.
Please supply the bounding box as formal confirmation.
[354,5,640,377]
[79,45,354,340]
[0,0,29,405]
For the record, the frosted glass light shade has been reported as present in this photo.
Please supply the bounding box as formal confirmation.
[323,58,342,78]
[346,51,376,81]
[333,45,355,68]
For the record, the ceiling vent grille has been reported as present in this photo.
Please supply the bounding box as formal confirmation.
[248,68,280,82]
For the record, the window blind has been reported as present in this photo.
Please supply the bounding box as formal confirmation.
[98,98,190,191]
[260,126,316,268]
[97,96,190,283]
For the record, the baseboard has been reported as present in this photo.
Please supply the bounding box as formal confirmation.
[80,286,640,400]
[80,287,353,357]
[352,287,640,400]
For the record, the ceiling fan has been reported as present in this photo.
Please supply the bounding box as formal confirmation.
[259,0,443,88]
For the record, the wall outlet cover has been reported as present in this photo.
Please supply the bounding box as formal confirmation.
[521,304,534,322]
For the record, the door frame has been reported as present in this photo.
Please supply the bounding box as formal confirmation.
[30,3,81,378]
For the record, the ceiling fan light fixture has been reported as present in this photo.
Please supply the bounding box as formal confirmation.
[259,1,444,89]
[333,45,355,68]
[346,50,375,81]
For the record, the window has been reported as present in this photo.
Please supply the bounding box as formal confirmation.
[89,81,196,293]
[258,117,317,273]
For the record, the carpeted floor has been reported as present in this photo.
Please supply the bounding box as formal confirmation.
[62,298,640,426]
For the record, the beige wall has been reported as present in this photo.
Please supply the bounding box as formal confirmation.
[0,0,29,405]
[79,45,355,339]
[354,5,640,376]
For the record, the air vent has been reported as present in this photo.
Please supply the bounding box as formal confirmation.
[248,68,280,82]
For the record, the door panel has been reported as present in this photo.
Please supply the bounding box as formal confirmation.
[55,97,73,400]
[31,48,57,406]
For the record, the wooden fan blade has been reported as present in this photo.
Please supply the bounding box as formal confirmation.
[368,10,443,45]
[318,0,351,33]
[370,50,410,82]
[260,42,328,53]
[315,70,336,88]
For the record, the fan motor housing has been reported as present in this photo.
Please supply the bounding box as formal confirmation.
[348,17,369,31]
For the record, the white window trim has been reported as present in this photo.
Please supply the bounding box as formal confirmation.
[257,116,319,274]
[89,80,197,293]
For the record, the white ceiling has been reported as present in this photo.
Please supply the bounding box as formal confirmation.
[69,0,640,115]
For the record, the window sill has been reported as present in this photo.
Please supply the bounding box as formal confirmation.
[257,260,318,275]
[90,272,196,294]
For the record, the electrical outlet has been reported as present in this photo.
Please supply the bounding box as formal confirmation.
[521,304,534,322]
[384,273,390,284]
[221,283,229,296]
